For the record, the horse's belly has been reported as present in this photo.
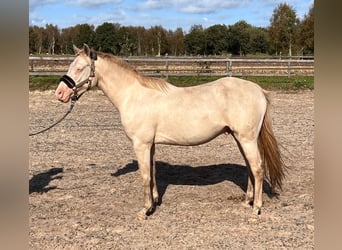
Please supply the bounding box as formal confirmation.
[154,122,226,146]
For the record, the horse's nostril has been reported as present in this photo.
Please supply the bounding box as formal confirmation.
[56,89,62,98]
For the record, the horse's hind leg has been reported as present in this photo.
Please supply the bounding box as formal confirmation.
[244,169,254,207]
[233,136,254,207]
[236,137,264,215]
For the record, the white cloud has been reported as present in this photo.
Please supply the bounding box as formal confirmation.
[30,18,47,26]
[137,0,171,9]
[260,0,305,8]
[29,0,58,11]
[136,0,250,14]
[29,0,123,11]
[86,8,127,26]
[66,0,123,8]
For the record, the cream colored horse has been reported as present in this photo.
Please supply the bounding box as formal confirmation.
[55,44,286,219]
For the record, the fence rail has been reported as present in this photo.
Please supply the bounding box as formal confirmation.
[29,56,314,78]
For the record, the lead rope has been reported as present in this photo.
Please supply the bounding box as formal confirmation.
[29,96,77,136]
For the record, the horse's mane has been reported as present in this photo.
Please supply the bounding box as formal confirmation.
[97,52,169,93]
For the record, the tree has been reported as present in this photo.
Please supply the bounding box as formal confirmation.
[148,25,168,56]
[73,24,95,48]
[167,28,185,56]
[133,26,149,56]
[184,25,206,55]
[228,21,252,56]
[29,26,44,54]
[205,24,228,55]
[117,26,137,56]
[44,24,59,54]
[299,5,314,55]
[269,3,299,56]
[130,26,147,56]
[249,27,270,54]
[95,22,120,54]
[59,27,74,54]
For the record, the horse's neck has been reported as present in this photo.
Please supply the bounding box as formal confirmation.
[96,57,139,111]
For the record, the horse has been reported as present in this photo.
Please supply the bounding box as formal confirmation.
[55,44,286,219]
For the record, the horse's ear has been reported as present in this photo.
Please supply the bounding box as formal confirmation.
[83,43,91,57]
[73,44,81,55]
[90,48,97,60]
[83,43,97,60]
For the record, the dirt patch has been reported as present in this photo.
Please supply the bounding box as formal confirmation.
[29,90,314,249]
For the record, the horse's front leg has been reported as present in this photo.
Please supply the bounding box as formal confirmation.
[133,141,155,220]
[151,144,159,204]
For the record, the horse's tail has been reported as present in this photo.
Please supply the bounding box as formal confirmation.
[258,92,287,191]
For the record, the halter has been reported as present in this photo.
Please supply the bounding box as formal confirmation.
[29,49,98,136]
[60,50,97,100]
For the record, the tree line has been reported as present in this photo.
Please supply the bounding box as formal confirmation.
[29,3,313,57]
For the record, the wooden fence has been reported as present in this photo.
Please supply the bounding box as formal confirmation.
[29,56,314,78]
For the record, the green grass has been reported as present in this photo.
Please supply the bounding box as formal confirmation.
[168,75,314,90]
[29,75,314,91]
[238,75,314,90]
[167,76,222,87]
[29,76,61,91]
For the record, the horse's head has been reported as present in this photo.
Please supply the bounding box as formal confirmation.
[55,44,97,103]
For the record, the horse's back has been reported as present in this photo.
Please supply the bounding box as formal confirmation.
[170,76,265,100]
[167,76,266,113]
[210,76,264,93]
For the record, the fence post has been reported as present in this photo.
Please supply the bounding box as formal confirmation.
[30,59,34,71]
[227,60,232,77]
[165,56,169,80]
[287,61,291,77]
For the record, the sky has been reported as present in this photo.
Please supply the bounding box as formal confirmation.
[29,0,314,32]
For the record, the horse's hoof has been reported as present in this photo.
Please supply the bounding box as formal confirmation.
[136,209,147,220]
[136,212,147,220]
[242,200,252,208]
[253,207,261,215]
[153,197,159,205]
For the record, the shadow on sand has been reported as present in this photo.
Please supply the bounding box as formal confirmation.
[111,160,274,205]
[29,167,63,194]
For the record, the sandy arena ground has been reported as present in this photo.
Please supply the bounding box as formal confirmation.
[29,89,314,249]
